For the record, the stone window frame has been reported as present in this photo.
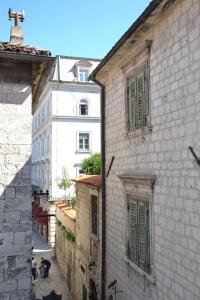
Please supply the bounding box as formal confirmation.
[122,41,152,138]
[118,173,156,283]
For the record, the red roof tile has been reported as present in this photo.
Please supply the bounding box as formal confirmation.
[56,201,76,221]
[73,175,101,188]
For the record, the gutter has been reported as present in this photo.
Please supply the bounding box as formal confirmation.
[0,51,54,62]
[91,77,106,300]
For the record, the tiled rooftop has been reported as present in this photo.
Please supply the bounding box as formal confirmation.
[72,175,101,188]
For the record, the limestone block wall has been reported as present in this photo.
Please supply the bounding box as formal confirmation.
[55,205,76,298]
[75,183,101,300]
[0,63,32,299]
[100,0,200,299]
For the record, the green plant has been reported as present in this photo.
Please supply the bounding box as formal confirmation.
[65,229,76,242]
[56,219,62,226]
[69,196,76,208]
[56,167,72,199]
[58,221,76,243]
[81,153,101,175]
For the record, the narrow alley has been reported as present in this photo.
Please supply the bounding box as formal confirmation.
[32,228,73,300]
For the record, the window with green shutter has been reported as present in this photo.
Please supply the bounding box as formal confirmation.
[127,66,148,131]
[128,196,150,273]
[91,195,98,236]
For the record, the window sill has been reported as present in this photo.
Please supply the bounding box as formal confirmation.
[76,150,92,154]
[126,125,152,139]
[125,257,156,284]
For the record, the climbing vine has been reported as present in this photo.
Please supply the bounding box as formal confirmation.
[56,218,75,243]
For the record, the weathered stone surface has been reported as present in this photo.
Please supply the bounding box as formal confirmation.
[0,62,32,297]
[17,277,31,290]
[5,187,15,199]
[14,232,25,245]
[96,0,200,299]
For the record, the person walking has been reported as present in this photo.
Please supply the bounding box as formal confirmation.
[32,257,37,280]
[41,257,51,278]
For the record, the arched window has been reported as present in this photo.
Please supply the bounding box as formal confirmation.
[79,99,88,115]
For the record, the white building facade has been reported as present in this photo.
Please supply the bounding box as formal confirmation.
[32,56,101,200]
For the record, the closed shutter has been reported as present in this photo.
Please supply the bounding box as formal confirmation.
[129,198,138,264]
[128,77,137,130]
[138,200,150,272]
[128,197,150,273]
[137,70,145,128]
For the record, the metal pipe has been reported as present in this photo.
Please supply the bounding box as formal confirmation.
[91,78,106,300]
[188,146,200,166]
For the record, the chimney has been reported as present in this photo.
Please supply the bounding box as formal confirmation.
[8,8,25,45]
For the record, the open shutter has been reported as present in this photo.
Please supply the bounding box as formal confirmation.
[136,70,146,128]
[128,78,137,130]
[129,198,138,264]
[138,200,150,272]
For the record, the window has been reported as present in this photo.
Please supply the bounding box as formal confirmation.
[91,195,98,236]
[79,99,88,115]
[79,133,89,151]
[79,69,89,82]
[128,196,150,273]
[127,67,148,131]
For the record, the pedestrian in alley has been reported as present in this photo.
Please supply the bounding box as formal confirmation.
[32,257,37,280]
[41,257,51,278]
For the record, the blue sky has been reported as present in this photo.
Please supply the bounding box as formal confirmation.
[0,0,150,59]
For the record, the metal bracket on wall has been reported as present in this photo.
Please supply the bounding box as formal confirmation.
[188,146,200,166]
[106,156,115,177]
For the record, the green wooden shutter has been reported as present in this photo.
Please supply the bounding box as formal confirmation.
[136,70,146,128]
[128,77,137,130]
[91,195,98,235]
[129,198,138,264]
[138,200,150,272]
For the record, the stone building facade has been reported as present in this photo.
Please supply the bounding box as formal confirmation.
[91,0,200,299]
[73,176,101,300]
[55,175,101,300]
[55,202,76,298]
[0,19,54,299]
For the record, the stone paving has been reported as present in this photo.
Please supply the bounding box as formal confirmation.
[32,228,72,300]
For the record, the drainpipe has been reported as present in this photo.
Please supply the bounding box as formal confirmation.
[92,78,106,300]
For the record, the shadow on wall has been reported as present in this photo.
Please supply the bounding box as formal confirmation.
[0,62,31,105]
[0,157,33,298]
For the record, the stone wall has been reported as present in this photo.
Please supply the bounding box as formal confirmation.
[55,204,76,299]
[99,0,200,299]
[75,182,101,300]
[0,62,32,299]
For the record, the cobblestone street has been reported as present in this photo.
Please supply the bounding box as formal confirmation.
[32,228,73,300]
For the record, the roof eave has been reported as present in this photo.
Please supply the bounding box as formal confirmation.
[0,51,56,114]
[89,0,163,81]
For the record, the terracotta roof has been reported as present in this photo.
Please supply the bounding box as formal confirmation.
[0,42,51,56]
[55,201,76,221]
[73,175,101,188]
